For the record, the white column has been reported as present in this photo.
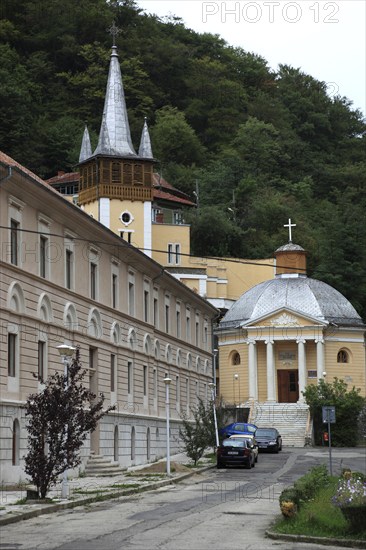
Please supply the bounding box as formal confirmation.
[265,339,276,401]
[143,202,152,257]
[248,340,258,400]
[99,197,110,229]
[316,339,325,380]
[297,338,307,402]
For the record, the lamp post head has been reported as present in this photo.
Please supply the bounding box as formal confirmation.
[234,373,239,380]
[208,383,215,389]
[164,377,172,385]
[322,371,327,377]
[56,344,76,358]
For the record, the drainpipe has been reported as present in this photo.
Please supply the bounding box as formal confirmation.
[0,166,12,184]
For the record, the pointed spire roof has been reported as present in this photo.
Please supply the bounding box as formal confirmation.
[79,125,92,163]
[138,118,153,159]
[93,46,136,157]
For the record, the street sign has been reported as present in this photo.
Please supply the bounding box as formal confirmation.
[322,406,336,423]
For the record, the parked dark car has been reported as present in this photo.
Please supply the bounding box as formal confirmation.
[217,438,256,469]
[219,422,257,439]
[229,435,259,463]
[254,428,282,453]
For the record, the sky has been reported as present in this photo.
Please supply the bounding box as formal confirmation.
[138,0,366,116]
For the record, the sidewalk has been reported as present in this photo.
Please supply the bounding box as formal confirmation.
[0,453,214,526]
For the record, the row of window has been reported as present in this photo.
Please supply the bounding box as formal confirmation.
[229,349,352,366]
[8,211,207,346]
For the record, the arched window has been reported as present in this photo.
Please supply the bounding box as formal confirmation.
[64,302,78,331]
[12,419,20,466]
[114,425,119,462]
[131,426,136,461]
[232,351,241,365]
[154,339,160,360]
[87,308,102,339]
[187,353,192,370]
[166,344,172,364]
[7,282,25,313]
[337,349,350,363]
[111,322,121,345]
[196,356,201,372]
[144,334,152,356]
[128,328,137,351]
[176,349,182,368]
[147,427,151,460]
[38,293,53,322]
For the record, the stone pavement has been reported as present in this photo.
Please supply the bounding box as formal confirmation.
[0,452,213,526]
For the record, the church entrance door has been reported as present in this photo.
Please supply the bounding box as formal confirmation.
[278,370,299,402]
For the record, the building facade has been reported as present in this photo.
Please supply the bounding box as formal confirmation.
[0,151,217,483]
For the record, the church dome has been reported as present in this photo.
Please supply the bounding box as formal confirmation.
[220,276,364,329]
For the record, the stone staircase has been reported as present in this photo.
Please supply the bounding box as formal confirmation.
[249,402,310,447]
[84,454,126,477]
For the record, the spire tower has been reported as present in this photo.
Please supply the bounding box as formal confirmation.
[139,118,153,159]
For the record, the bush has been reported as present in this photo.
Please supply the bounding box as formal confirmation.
[279,465,331,518]
[303,378,365,447]
[294,464,330,502]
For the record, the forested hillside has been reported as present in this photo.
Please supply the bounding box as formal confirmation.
[1,0,365,318]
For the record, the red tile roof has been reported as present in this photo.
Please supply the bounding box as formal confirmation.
[153,188,196,206]
[46,171,79,184]
[0,151,61,196]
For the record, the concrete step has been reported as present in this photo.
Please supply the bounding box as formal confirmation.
[84,455,126,477]
[250,402,310,448]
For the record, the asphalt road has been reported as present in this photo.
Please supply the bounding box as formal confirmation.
[1,448,365,550]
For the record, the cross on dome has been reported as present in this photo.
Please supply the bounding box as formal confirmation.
[284,218,296,242]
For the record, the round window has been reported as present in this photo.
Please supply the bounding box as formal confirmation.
[121,212,131,224]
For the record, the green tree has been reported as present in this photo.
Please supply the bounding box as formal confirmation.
[303,378,365,447]
[179,399,210,465]
[24,349,114,499]
[151,106,205,165]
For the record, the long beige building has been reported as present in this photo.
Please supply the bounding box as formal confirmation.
[0,151,218,483]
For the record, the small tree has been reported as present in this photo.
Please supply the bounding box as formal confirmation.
[24,349,114,498]
[303,378,365,446]
[206,395,230,448]
[179,399,211,465]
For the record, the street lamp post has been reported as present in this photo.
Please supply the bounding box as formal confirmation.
[234,373,240,420]
[164,377,172,476]
[208,383,219,448]
[56,343,76,499]
[213,349,218,395]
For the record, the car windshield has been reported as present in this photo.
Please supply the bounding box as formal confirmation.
[246,425,256,433]
[256,429,276,437]
[222,439,246,448]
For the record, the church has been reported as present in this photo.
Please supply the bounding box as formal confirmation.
[216,221,366,445]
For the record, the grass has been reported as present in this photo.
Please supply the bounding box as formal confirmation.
[274,478,366,541]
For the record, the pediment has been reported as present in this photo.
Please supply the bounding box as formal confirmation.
[241,307,328,328]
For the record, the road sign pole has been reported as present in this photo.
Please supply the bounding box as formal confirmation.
[328,419,332,476]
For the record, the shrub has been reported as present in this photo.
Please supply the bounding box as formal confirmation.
[279,465,331,519]
[294,464,330,502]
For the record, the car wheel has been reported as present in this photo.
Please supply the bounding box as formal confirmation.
[274,446,279,454]
[217,461,224,469]
[244,460,251,470]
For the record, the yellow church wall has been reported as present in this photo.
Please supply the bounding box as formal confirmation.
[152,224,191,267]
[324,337,365,396]
[218,343,248,404]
